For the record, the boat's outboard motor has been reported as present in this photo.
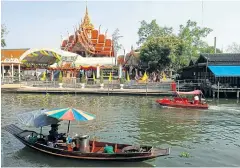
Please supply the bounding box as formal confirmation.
[75,135,90,153]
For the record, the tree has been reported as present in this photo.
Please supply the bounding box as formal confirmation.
[199,45,222,54]
[112,28,123,55]
[140,37,171,72]
[178,20,212,60]
[1,24,8,48]
[137,20,173,46]
[226,42,240,53]
[149,35,185,69]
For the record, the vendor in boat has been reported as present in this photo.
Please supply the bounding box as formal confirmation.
[48,124,60,142]
[193,94,200,104]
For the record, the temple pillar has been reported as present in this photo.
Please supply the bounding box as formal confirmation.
[119,64,122,78]
[96,65,100,78]
[11,63,14,81]
[51,71,54,81]
[18,64,21,82]
[2,64,4,79]
[135,68,138,78]
[36,69,38,80]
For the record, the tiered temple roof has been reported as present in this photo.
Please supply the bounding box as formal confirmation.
[61,6,114,57]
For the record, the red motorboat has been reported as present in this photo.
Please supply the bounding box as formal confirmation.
[156,90,208,109]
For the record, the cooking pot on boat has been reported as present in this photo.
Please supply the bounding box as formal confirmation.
[74,135,90,153]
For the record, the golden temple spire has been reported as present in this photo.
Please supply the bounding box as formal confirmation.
[81,3,94,31]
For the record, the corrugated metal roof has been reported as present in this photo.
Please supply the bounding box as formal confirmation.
[201,53,240,62]
[208,65,240,77]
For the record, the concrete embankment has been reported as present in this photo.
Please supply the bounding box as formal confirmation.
[1,84,172,96]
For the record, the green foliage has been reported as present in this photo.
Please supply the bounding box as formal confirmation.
[199,45,222,54]
[58,71,63,83]
[120,76,125,84]
[100,70,104,84]
[148,35,185,69]
[137,20,173,46]
[179,152,190,158]
[137,19,214,70]
[178,20,213,60]
[140,37,171,72]
[81,74,86,83]
[1,24,8,48]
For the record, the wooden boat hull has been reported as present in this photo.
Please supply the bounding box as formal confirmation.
[3,124,170,162]
[156,99,209,109]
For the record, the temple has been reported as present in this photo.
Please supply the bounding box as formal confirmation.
[1,5,121,83]
[61,6,114,57]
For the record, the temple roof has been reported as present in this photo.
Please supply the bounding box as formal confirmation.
[80,6,94,30]
[1,48,29,62]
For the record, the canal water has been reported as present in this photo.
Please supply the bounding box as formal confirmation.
[1,93,240,167]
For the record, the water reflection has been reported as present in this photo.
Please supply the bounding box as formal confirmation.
[2,93,240,167]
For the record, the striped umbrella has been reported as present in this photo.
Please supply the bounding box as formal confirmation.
[44,108,96,134]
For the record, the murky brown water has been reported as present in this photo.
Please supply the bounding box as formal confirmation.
[1,93,240,167]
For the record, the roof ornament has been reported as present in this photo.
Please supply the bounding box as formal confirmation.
[99,25,101,34]
[105,29,108,37]
[81,3,94,31]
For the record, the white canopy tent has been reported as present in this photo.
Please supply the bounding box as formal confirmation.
[75,56,115,66]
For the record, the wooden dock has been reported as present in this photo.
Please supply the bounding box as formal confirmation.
[1,84,173,96]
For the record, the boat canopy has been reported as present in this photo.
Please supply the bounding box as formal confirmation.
[175,90,202,95]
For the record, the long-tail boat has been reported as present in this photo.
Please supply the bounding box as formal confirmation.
[3,124,170,161]
[156,90,209,109]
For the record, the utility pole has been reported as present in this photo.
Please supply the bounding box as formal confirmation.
[214,37,217,54]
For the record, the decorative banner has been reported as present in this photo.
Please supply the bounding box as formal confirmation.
[93,72,96,81]
[141,71,148,81]
[32,52,38,56]
[40,50,48,56]
[51,51,56,57]
[162,72,167,81]
[127,71,130,81]
[21,60,27,63]
[55,53,61,61]
[108,72,112,82]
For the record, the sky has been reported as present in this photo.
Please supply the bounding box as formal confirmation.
[1,0,240,55]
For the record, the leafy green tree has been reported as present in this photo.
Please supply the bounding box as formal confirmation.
[140,37,171,72]
[178,20,213,60]
[136,19,214,70]
[1,24,8,48]
[199,45,222,54]
[226,42,240,53]
[137,20,173,46]
[150,35,185,70]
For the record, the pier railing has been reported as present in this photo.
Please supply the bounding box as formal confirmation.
[1,77,207,92]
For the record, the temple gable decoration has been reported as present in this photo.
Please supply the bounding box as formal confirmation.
[61,5,114,57]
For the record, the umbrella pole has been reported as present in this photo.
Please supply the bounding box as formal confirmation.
[40,127,42,138]
[67,120,71,134]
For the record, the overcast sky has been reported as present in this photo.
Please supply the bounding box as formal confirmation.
[2,0,240,54]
